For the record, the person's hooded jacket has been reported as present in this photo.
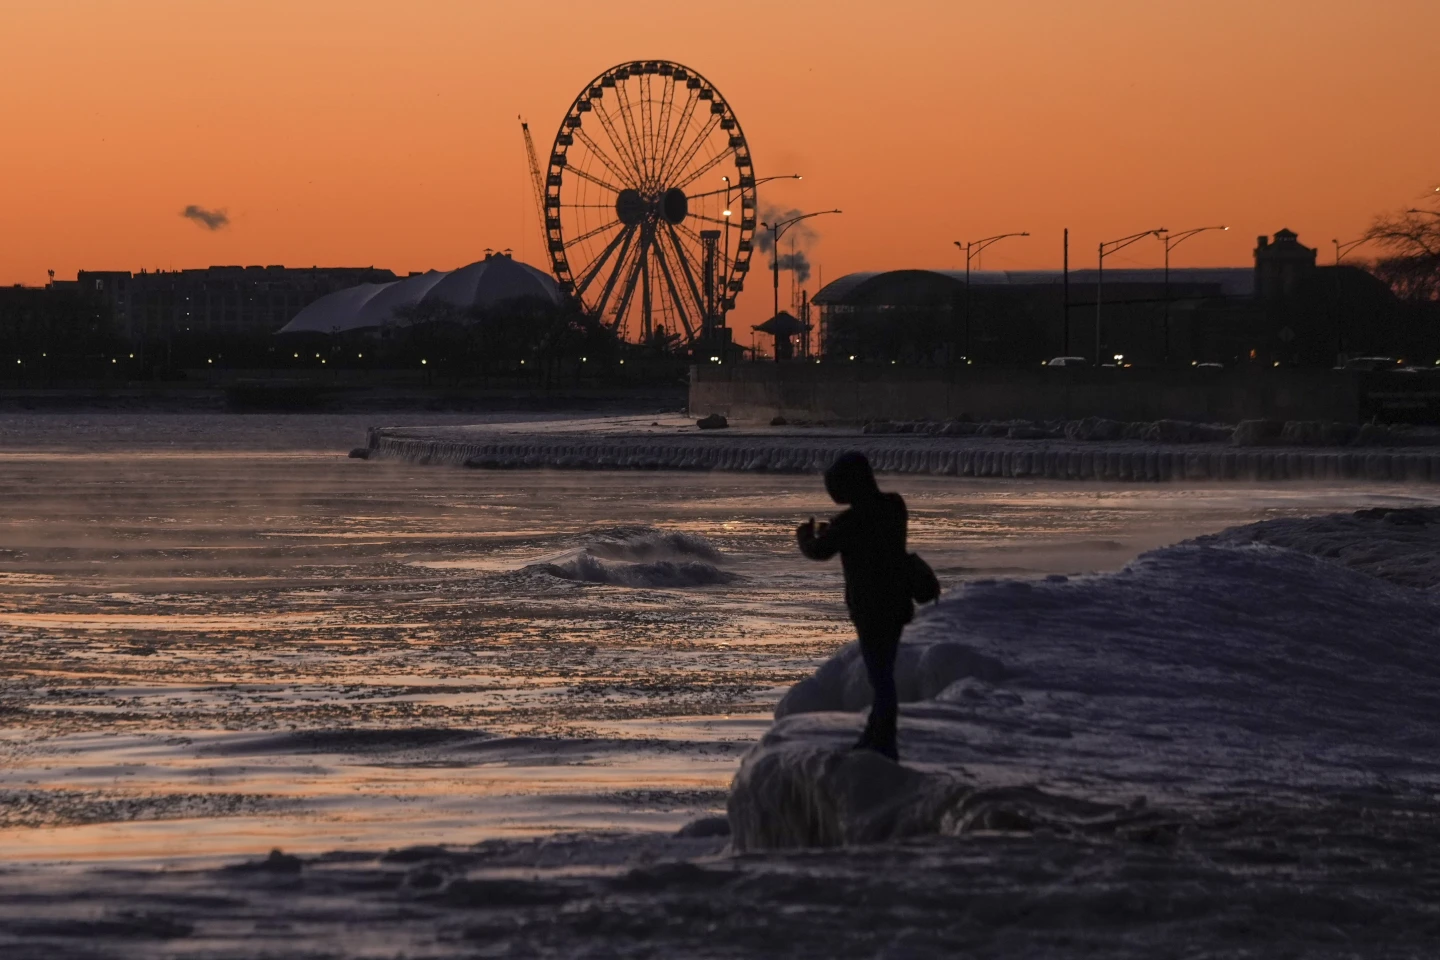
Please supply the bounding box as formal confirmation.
[797,452,914,628]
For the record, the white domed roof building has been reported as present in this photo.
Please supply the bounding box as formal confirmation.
[279,252,560,335]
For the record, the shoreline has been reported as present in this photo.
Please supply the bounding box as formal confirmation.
[369,416,1440,483]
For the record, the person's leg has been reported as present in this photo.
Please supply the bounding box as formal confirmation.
[856,623,902,760]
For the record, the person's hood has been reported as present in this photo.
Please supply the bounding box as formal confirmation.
[824,452,879,504]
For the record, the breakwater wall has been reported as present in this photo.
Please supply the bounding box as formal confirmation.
[368,430,1440,483]
[690,364,1440,425]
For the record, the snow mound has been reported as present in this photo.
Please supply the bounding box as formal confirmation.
[1196,505,1440,590]
[731,535,1440,850]
[528,552,736,588]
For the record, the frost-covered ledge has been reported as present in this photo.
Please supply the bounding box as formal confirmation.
[367,422,1440,483]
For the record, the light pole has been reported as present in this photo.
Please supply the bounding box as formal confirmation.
[1332,237,1370,265]
[761,209,842,321]
[1097,228,1166,363]
[707,174,799,346]
[1161,225,1226,362]
[951,232,1028,360]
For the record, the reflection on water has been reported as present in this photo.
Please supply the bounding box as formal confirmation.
[0,413,1431,863]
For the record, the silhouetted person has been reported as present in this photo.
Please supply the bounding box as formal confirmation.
[797,452,913,761]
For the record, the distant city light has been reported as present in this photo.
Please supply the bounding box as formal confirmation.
[1113,354,1124,361]
[421,359,427,365]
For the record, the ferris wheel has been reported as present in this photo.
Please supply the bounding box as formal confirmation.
[541,60,757,345]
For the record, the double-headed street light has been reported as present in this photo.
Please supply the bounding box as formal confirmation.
[760,209,842,320]
[711,174,800,334]
[1096,228,1166,363]
[951,233,1028,359]
[1160,226,1227,361]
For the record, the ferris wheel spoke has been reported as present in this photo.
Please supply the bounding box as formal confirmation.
[571,127,636,190]
[654,91,699,183]
[654,80,678,183]
[663,223,711,334]
[611,230,651,333]
[650,235,697,343]
[672,148,732,191]
[638,75,657,182]
[591,99,647,185]
[565,165,625,195]
[589,226,638,320]
[660,114,721,185]
[686,211,734,227]
[564,217,622,251]
[610,83,650,184]
[685,186,731,201]
[574,222,634,296]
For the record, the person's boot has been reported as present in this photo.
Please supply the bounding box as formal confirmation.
[850,712,879,752]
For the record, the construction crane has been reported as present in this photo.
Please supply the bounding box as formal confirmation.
[519,117,548,260]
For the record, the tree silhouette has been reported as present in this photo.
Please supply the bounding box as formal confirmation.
[1366,198,1440,302]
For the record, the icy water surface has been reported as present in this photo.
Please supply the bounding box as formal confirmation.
[0,413,1433,866]
[5,414,1440,958]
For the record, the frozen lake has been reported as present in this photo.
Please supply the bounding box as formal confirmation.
[2,413,1438,957]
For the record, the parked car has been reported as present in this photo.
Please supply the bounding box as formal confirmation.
[1339,356,1401,372]
[1045,356,1089,367]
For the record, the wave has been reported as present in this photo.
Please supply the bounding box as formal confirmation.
[577,525,723,563]
[730,513,1440,850]
[528,552,736,588]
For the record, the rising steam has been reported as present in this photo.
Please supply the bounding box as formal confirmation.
[757,205,818,283]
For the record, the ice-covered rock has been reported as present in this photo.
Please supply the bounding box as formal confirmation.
[1232,419,1284,446]
[1064,417,1125,441]
[729,530,1440,850]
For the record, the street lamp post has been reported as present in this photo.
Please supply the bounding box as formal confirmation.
[1161,226,1227,363]
[1097,228,1166,364]
[761,209,842,322]
[1332,237,1371,265]
[951,233,1028,361]
[712,174,799,347]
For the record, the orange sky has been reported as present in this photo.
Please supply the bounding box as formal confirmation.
[3,0,1437,334]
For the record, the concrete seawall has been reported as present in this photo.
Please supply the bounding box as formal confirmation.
[689,363,1440,425]
[368,428,1440,483]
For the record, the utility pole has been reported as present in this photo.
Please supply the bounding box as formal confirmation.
[1062,229,1069,356]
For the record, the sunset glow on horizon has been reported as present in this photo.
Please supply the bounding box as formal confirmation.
[3,0,1437,333]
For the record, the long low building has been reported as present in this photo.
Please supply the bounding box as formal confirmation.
[807,229,1420,367]
[280,252,560,335]
[812,266,1255,365]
